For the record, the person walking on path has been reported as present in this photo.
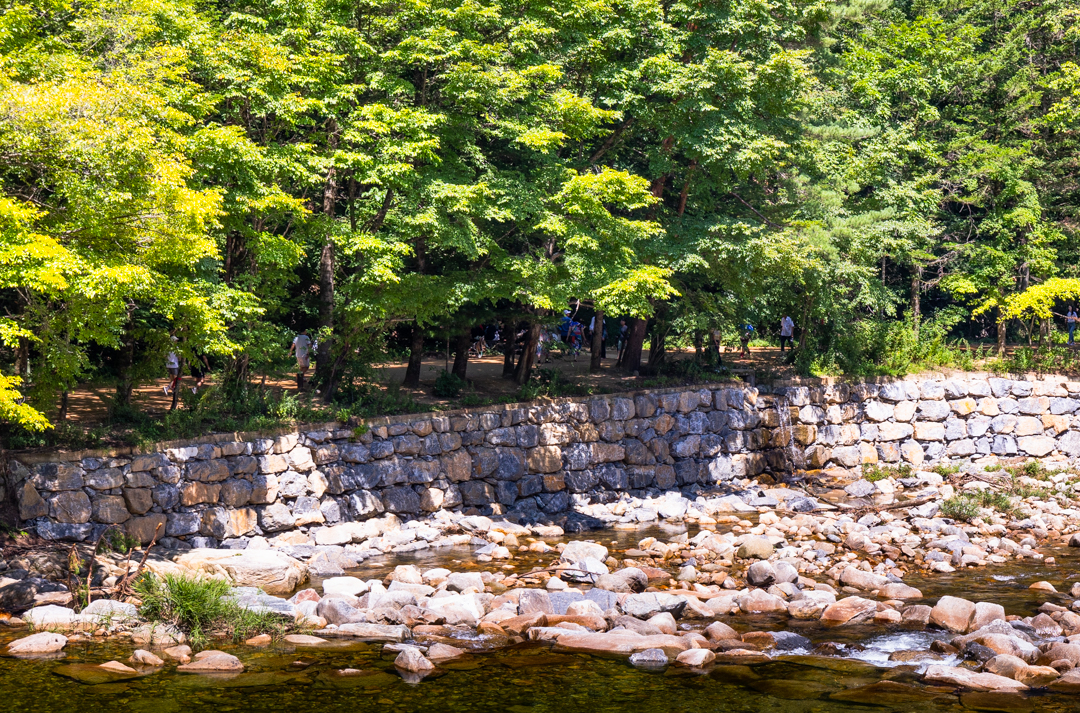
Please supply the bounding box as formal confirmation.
[288,328,312,390]
[780,315,795,353]
[615,318,629,366]
[739,323,754,358]
[710,326,724,366]
[163,335,181,395]
[1069,307,1078,346]
[189,351,211,394]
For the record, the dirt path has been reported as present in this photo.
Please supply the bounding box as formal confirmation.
[61,345,798,423]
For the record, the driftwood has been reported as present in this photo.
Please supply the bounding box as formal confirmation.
[116,522,162,596]
[836,494,937,516]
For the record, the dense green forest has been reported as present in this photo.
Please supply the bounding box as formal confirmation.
[2,0,1080,438]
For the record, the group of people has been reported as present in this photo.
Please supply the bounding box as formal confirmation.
[708,315,796,365]
[164,313,801,398]
[162,335,212,396]
[163,327,315,398]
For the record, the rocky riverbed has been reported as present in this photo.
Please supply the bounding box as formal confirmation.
[7,459,1080,707]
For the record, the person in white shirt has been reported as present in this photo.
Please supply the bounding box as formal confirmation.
[288,329,312,389]
[163,335,181,395]
[780,315,795,353]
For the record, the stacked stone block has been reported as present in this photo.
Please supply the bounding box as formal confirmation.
[10,375,1080,545]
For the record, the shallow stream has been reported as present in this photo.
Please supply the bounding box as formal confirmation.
[8,523,1080,711]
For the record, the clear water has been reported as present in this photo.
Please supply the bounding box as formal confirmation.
[8,521,1080,711]
[1,632,1072,713]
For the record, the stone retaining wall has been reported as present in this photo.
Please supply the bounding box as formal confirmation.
[7,374,1080,547]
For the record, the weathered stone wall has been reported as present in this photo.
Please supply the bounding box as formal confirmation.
[7,374,1080,547]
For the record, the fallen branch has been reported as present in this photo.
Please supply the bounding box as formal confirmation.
[838,494,937,516]
[116,522,162,596]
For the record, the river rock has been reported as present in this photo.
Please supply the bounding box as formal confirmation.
[839,566,887,591]
[554,631,692,657]
[445,572,485,592]
[971,602,1006,630]
[129,649,165,666]
[518,589,554,615]
[99,661,138,674]
[746,561,776,587]
[1037,642,1080,666]
[0,577,70,614]
[924,664,1027,691]
[394,646,435,673]
[22,605,95,632]
[930,596,976,633]
[322,576,367,597]
[983,654,1027,680]
[177,650,244,672]
[168,549,306,594]
[736,537,774,559]
[561,541,608,565]
[675,648,715,667]
[629,648,668,666]
[647,612,678,635]
[284,634,328,645]
[163,645,192,663]
[331,623,411,641]
[820,597,877,626]
[623,593,687,619]
[1049,668,1080,692]
[82,599,137,619]
[705,621,739,641]
[426,643,466,661]
[6,632,67,654]
[737,588,786,614]
[879,583,923,600]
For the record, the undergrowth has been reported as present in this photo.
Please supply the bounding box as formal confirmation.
[863,463,913,482]
[134,573,289,649]
[517,367,595,400]
[941,495,981,521]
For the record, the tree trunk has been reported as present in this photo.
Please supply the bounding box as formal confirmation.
[795,294,814,359]
[693,329,703,363]
[452,330,470,380]
[647,330,666,373]
[911,265,922,341]
[589,309,604,373]
[15,337,29,379]
[59,391,68,421]
[317,119,339,384]
[403,326,424,388]
[502,325,517,377]
[621,318,647,374]
[514,322,541,385]
[115,331,135,407]
[997,314,1007,356]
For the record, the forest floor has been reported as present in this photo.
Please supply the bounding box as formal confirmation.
[59,345,798,424]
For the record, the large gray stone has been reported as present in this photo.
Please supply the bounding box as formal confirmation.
[50,491,91,523]
[257,503,294,532]
[382,487,421,514]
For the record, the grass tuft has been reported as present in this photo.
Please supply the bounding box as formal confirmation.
[134,573,288,649]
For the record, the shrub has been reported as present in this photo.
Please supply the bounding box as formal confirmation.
[433,370,467,398]
[941,495,979,522]
[932,463,960,477]
[99,528,141,555]
[972,489,1014,514]
[134,573,287,648]
[517,368,592,400]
